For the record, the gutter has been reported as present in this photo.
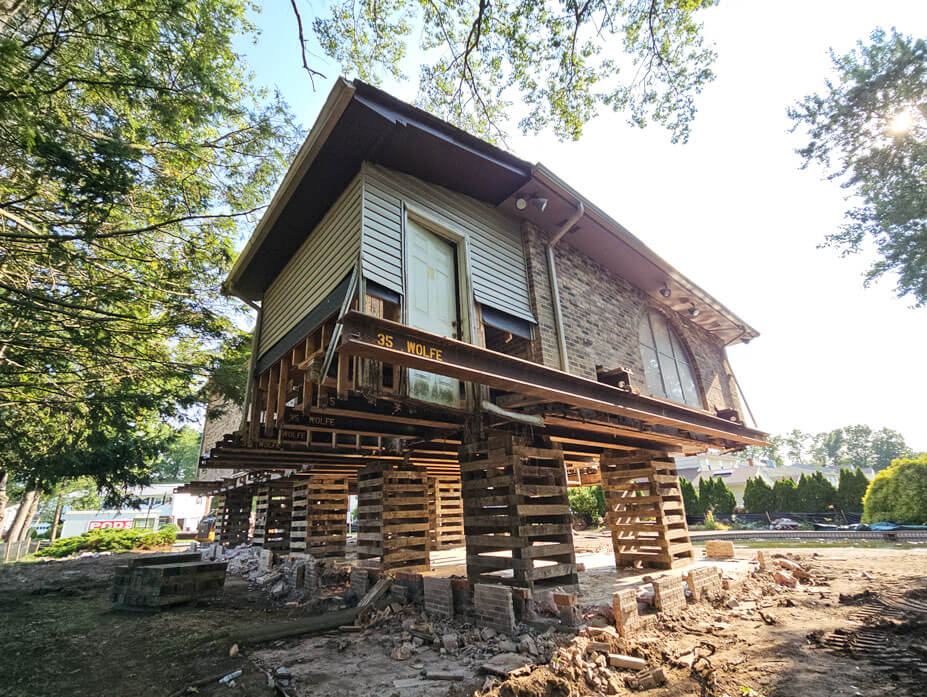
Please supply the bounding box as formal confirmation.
[532,164,759,345]
[546,201,584,372]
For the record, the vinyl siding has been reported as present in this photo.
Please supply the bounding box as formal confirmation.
[258,175,362,356]
[361,164,535,323]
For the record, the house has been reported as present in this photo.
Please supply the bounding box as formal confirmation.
[57,484,210,539]
[675,453,763,506]
[183,79,766,581]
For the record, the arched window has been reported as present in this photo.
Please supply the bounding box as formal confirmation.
[638,311,702,408]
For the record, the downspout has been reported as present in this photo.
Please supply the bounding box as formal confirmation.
[546,201,584,372]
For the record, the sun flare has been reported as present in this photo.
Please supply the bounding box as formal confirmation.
[889,110,914,134]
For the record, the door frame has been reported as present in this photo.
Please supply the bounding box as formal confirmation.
[401,201,479,407]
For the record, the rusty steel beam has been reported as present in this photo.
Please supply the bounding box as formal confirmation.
[337,311,768,447]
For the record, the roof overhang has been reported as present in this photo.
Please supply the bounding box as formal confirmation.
[226,79,758,346]
[497,165,759,345]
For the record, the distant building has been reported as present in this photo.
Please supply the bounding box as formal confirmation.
[58,483,210,539]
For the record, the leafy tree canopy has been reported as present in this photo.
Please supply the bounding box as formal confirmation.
[790,29,927,305]
[735,425,911,471]
[0,0,298,492]
[862,454,927,524]
[301,0,719,143]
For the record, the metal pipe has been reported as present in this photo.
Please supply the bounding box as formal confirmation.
[238,305,262,437]
[546,201,584,372]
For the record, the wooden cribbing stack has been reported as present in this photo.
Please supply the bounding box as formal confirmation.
[601,449,694,569]
[253,480,293,552]
[460,433,578,593]
[111,552,226,610]
[305,476,349,557]
[290,480,310,553]
[215,487,251,546]
[428,476,465,550]
[357,460,430,572]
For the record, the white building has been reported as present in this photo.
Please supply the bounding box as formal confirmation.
[58,483,210,539]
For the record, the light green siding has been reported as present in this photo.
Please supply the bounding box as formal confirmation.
[361,164,534,323]
[258,175,362,356]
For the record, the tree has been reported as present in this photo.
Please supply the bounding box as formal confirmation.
[772,478,798,512]
[679,477,700,516]
[568,486,602,525]
[841,425,875,470]
[870,427,911,470]
[151,428,202,483]
[837,467,869,513]
[794,472,837,513]
[862,454,927,524]
[0,1,298,494]
[789,29,927,306]
[304,0,720,143]
[698,476,735,515]
[743,476,775,514]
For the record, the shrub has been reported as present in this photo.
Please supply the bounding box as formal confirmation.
[772,478,797,512]
[837,468,869,512]
[40,524,179,558]
[703,510,729,530]
[743,476,775,513]
[568,487,603,525]
[862,455,927,524]
[698,476,736,515]
[678,477,699,516]
[794,472,838,512]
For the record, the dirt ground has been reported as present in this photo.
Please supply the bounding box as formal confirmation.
[0,541,924,697]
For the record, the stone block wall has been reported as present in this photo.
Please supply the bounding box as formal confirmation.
[522,221,743,415]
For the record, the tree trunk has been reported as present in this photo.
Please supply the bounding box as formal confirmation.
[6,489,37,543]
[50,496,64,542]
[0,471,8,535]
[17,492,42,543]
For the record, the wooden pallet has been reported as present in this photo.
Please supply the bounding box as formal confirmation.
[253,480,293,551]
[428,476,464,550]
[215,487,252,546]
[290,480,309,553]
[357,460,430,572]
[305,477,348,557]
[460,433,578,592]
[111,554,227,610]
[601,449,695,569]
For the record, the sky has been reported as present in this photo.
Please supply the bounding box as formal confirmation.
[233,1,927,451]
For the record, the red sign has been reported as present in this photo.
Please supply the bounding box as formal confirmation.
[88,520,131,530]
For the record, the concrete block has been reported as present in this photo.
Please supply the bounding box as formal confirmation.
[653,576,687,615]
[686,565,722,601]
[704,540,735,559]
[423,576,454,618]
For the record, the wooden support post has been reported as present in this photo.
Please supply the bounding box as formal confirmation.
[216,488,252,547]
[291,476,348,557]
[601,449,695,570]
[253,481,293,552]
[356,460,430,573]
[460,432,578,593]
[428,476,464,550]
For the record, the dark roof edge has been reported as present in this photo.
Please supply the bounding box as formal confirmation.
[225,78,357,301]
[531,164,760,344]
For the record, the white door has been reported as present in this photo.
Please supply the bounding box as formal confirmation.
[406,218,460,407]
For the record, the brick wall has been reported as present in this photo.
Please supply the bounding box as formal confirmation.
[473,583,515,634]
[423,576,454,618]
[522,222,742,414]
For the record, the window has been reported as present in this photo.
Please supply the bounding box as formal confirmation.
[638,311,701,408]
